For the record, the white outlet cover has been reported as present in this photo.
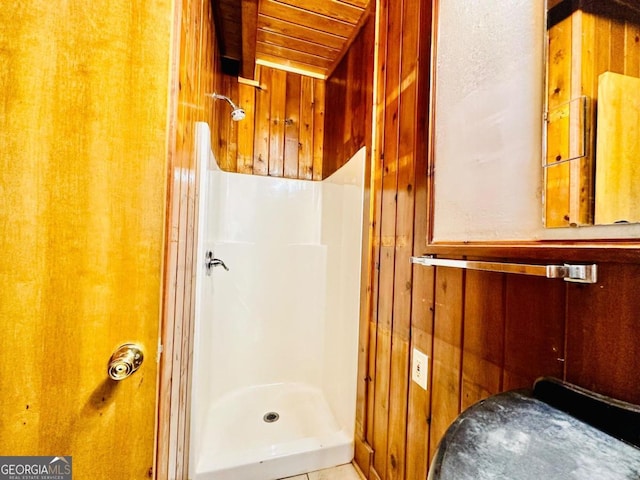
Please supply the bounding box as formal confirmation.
[412,348,429,390]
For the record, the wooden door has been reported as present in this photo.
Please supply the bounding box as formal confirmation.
[0,2,173,479]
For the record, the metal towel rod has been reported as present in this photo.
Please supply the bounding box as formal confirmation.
[410,256,597,284]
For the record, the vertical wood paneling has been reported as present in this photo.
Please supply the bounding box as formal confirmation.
[594,14,612,78]
[216,74,233,170]
[349,3,640,479]
[404,0,434,475]
[545,15,572,227]
[253,66,272,175]
[405,326,433,480]
[284,72,301,178]
[429,267,464,461]
[566,263,640,405]
[158,0,221,477]
[461,271,505,410]
[503,276,566,390]
[212,64,325,180]
[268,69,287,176]
[572,10,595,226]
[313,79,326,180]
[610,19,626,73]
[324,13,375,179]
[160,0,204,476]
[624,22,640,76]
[237,82,256,174]
[386,0,423,474]
[405,262,434,480]
[372,247,394,479]
[386,337,409,480]
[380,0,404,470]
[366,0,387,459]
[226,79,240,171]
[372,0,402,474]
[173,1,205,476]
[327,0,431,477]
[299,76,314,180]
[364,315,379,471]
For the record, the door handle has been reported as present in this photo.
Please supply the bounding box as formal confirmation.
[108,343,144,380]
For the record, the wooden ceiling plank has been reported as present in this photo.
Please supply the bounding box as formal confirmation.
[256,56,327,79]
[257,29,340,60]
[215,0,372,79]
[260,0,353,38]
[257,41,333,68]
[336,0,369,8]
[241,0,259,78]
[258,15,346,50]
[274,0,364,25]
[327,1,373,77]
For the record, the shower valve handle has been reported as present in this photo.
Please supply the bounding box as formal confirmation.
[205,251,229,275]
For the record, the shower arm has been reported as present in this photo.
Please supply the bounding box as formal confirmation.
[208,93,241,111]
[206,92,246,121]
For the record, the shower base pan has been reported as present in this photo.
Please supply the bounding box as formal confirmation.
[195,383,353,480]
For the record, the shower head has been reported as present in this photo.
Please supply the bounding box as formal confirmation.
[207,93,246,121]
[230,107,246,122]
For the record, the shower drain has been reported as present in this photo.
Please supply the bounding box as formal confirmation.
[263,411,280,423]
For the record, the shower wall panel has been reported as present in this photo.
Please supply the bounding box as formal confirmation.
[191,146,365,476]
[321,148,366,433]
[206,168,326,401]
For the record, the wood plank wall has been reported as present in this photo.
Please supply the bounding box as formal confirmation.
[157,0,220,478]
[323,1,640,480]
[419,256,640,456]
[321,13,376,478]
[213,65,325,180]
[365,0,434,478]
[323,8,375,179]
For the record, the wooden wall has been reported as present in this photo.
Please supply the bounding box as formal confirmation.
[415,254,640,462]
[157,0,220,478]
[213,65,326,180]
[323,10,375,178]
[340,1,640,480]
[315,10,376,477]
[359,0,433,478]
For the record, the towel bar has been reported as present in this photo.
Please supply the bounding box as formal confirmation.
[410,256,597,283]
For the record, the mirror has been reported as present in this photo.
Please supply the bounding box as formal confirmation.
[545,0,640,227]
[428,0,640,243]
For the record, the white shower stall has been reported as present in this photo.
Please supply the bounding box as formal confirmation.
[190,123,366,480]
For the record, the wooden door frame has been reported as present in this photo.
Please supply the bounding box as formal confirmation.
[155,0,201,477]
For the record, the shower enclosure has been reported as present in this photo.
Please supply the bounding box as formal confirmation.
[190,123,366,480]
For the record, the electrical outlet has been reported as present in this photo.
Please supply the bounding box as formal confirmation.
[412,348,429,390]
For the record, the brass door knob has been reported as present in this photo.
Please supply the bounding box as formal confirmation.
[108,344,144,380]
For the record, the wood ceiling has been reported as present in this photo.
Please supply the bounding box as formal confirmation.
[214,0,371,80]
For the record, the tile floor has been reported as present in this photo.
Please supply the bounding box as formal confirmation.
[280,463,362,480]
